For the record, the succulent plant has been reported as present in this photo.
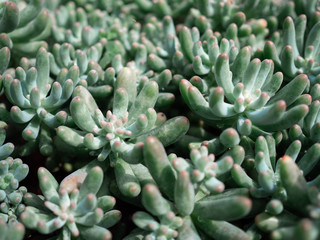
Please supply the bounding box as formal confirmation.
[263,15,320,84]
[0,123,28,222]
[255,155,320,239]
[51,2,105,48]
[0,218,25,240]
[47,41,115,99]
[20,165,119,239]
[287,99,320,146]
[0,1,19,34]
[0,44,10,76]
[292,0,320,18]
[2,47,77,156]
[131,0,192,20]
[123,136,253,240]
[1,0,320,240]
[180,50,310,134]
[56,67,189,162]
[131,184,184,240]
[5,0,51,58]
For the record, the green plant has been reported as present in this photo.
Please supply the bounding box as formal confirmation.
[0,1,320,240]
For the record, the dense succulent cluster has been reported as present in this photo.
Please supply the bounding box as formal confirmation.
[1,0,320,239]
[20,165,119,239]
[0,122,28,223]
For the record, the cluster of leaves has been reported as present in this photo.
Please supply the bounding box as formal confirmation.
[1,0,320,239]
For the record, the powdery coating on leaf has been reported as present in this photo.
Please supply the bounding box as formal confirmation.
[60,173,87,193]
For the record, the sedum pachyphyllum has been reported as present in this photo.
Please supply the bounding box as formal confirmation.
[263,15,320,84]
[20,165,119,240]
[0,122,28,223]
[2,47,76,156]
[287,98,320,147]
[1,0,320,240]
[0,218,25,240]
[56,67,189,162]
[0,45,10,76]
[254,155,320,240]
[3,0,52,59]
[180,50,310,136]
[48,41,114,99]
[124,136,253,240]
[0,1,19,34]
